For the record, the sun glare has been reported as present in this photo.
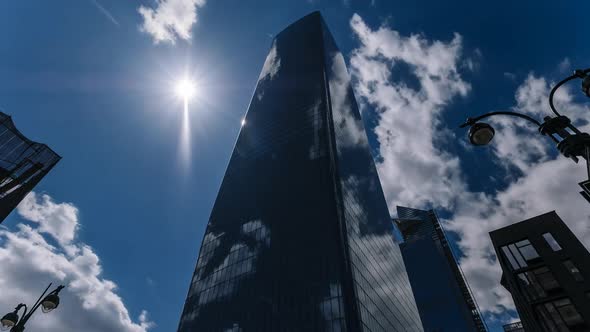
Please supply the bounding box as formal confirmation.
[175,78,196,101]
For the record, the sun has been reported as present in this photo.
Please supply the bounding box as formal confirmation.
[175,78,196,101]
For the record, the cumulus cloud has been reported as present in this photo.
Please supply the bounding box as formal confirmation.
[17,193,78,246]
[138,0,206,44]
[0,193,153,332]
[349,13,590,324]
[350,13,470,210]
[447,75,590,316]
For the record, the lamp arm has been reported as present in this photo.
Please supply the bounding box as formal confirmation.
[12,304,27,326]
[459,111,542,128]
[549,68,590,117]
[19,283,52,326]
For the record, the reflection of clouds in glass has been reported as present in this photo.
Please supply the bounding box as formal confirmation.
[307,100,325,160]
[188,219,271,307]
[318,283,345,331]
[328,52,368,151]
[195,243,250,305]
[242,219,271,247]
[196,231,224,270]
[341,175,423,330]
[257,41,281,101]
[258,41,281,82]
[341,175,366,234]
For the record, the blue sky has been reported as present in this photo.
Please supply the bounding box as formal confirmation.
[0,1,589,331]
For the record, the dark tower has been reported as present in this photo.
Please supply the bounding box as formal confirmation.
[0,112,60,223]
[177,12,423,332]
[394,206,487,332]
[490,211,590,332]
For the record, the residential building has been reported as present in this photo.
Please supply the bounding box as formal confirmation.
[490,211,590,331]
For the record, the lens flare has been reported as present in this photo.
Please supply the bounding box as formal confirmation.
[175,79,196,101]
[174,78,196,171]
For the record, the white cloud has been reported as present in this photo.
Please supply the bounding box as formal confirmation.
[447,74,590,315]
[350,13,470,210]
[138,0,206,44]
[0,193,153,332]
[17,192,78,246]
[349,13,590,324]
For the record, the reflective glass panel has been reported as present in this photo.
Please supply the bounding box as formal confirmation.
[543,233,562,251]
[518,244,540,261]
[563,260,584,282]
[502,246,520,270]
[533,267,560,292]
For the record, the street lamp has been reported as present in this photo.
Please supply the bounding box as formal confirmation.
[1,284,65,331]
[459,68,590,199]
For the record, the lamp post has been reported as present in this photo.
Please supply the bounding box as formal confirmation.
[0,283,65,332]
[459,68,590,199]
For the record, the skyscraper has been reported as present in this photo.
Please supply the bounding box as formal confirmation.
[394,206,487,332]
[0,112,60,223]
[177,12,423,332]
[490,211,590,332]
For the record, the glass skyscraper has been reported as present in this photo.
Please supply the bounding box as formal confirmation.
[177,12,423,331]
[0,112,60,223]
[394,206,487,332]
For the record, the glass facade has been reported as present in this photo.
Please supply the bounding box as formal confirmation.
[500,239,541,270]
[394,206,487,332]
[177,12,423,332]
[0,112,61,223]
[535,298,586,332]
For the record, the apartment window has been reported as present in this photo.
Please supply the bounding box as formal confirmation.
[516,271,546,300]
[563,260,584,282]
[536,298,585,332]
[543,232,562,251]
[501,239,540,270]
[516,267,560,300]
[533,267,560,292]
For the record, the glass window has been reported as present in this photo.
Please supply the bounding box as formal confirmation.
[543,232,562,251]
[516,272,546,300]
[533,267,561,292]
[501,239,540,270]
[563,260,584,282]
[544,302,570,332]
[509,244,528,267]
[537,298,587,331]
[502,246,521,270]
[535,305,559,332]
[554,298,585,326]
[516,239,540,261]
